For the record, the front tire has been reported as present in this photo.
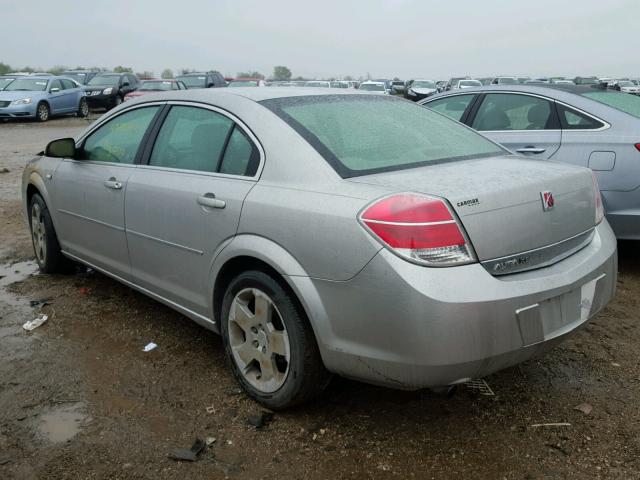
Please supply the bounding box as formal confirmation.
[221,270,331,409]
[36,102,50,122]
[77,98,89,118]
[29,193,72,273]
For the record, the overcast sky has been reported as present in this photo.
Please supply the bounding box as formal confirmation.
[1,0,638,79]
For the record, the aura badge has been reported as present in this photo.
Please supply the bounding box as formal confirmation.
[540,191,555,211]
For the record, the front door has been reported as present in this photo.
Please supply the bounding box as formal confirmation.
[469,92,562,160]
[125,104,261,316]
[52,105,162,280]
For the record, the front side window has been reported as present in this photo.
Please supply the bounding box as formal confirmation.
[425,94,475,122]
[82,106,160,164]
[60,79,76,90]
[472,94,555,131]
[149,106,233,173]
[49,79,62,91]
[262,95,504,178]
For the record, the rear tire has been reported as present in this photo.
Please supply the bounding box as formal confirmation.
[36,102,50,122]
[220,270,331,409]
[29,193,73,273]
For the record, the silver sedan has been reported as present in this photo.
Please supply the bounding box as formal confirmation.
[22,88,617,408]
[419,84,640,239]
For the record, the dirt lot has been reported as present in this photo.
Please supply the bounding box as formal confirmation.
[0,116,639,480]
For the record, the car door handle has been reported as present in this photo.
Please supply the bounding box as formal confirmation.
[197,193,226,209]
[516,147,546,154]
[104,178,123,190]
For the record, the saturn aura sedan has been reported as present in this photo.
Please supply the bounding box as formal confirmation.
[420,84,640,239]
[22,88,616,408]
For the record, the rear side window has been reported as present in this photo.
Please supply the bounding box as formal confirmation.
[581,91,640,119]
[219,127,260,176]
[556,104,604,130]
[261,95,504,178]
[82,106,160,164]
[472,93,555,131]
[425,94,475,122]
[149,106,233,173]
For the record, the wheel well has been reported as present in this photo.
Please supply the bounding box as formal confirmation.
[213,256,304,326]
[26,184,40,208]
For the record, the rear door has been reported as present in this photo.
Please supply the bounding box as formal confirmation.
[52,105,162,279]
[125,103,261,316]
[468,92,561,159]
[59,78,79,111]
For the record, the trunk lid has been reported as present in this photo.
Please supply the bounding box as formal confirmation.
[348,155,596,265]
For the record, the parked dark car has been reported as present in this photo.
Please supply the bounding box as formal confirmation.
[60,70,99,86]
[175,72,226,89]
[83,72,140,110]
[574,76,599,85]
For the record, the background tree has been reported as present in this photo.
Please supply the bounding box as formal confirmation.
[49,65,68,75]
[0,62,11,75]
[161,68,174,79]
[180,68,196,75]
[135,71,154,79]
[273,65,292,81]
[113,65,133,73]
[237,71,264,79]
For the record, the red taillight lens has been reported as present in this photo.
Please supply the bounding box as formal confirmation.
[634,143,640,152]
[360,193,476,266]
[592,173,604,225]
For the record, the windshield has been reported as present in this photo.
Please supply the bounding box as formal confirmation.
[88,75,120,86]
[359,83,385,91]
[228,81,258,87]
[578,78,598,84]
[62,72,88,83]
[412,81,435,89]
[459,80,481,87]
[582,91,640,119]
[139,81,175,91]
[330,82,349,88]
[497,77,518,84]
[4,78,48,91]
[617,81,634,87]
[305,81,330,87]
[261,95,504,178]
[0,78,14,90]
[176,75,206,88]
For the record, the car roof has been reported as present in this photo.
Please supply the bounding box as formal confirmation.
[123,87,373,106]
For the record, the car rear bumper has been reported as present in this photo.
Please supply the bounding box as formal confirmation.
[300,221,617,389]
[85,93,116,108]
[0,104,37,118]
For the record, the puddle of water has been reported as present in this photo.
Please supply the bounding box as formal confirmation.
[0,259,39,289]
[38,402,88,443]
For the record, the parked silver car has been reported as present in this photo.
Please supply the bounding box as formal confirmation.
[23,88,616,408]
[420,84,640,239]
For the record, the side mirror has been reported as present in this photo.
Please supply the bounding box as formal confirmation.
[50,87,60,93]
[121,81,130,87]
[45,138,76,158]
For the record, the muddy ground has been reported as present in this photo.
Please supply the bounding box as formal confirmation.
[0,116,639,480]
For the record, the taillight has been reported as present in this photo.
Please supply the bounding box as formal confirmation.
[592,172,604,225]
[634,143,640,152]
[359,193,476,266]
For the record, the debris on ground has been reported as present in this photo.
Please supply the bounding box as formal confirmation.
[78,287,92,295]
[23,314,48,331]
[574,403,593,415]
[0,168,9,174]
[463,378,495,396]
[142,342,157,352]
[205,437,216,446]
[530,422,571,428]
[0,456,12,465]
[30,298,51,307]
[206,405,216,414]
[247,411,274,429]
[168,438,206,462]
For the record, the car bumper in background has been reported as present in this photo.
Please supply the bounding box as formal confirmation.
[0,104,37,118]
[84,93,115,108]
[298,221,617,389]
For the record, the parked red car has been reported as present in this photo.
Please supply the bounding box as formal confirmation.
[124,79,187,101]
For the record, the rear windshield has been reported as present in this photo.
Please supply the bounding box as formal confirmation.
[261,95,504,178]
[359,83,385,91]
[581,91,640,119]
[139,81,175,91]
[177,75,206,88]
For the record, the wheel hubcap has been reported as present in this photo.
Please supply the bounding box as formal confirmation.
[38,105,48,120]
[81,101,88,115]
[31,204,47,264]
[228,288,290,393]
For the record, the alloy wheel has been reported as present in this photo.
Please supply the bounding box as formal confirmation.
[228,288,291,393]
[37,104,49,121]
[31,203,47,265]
